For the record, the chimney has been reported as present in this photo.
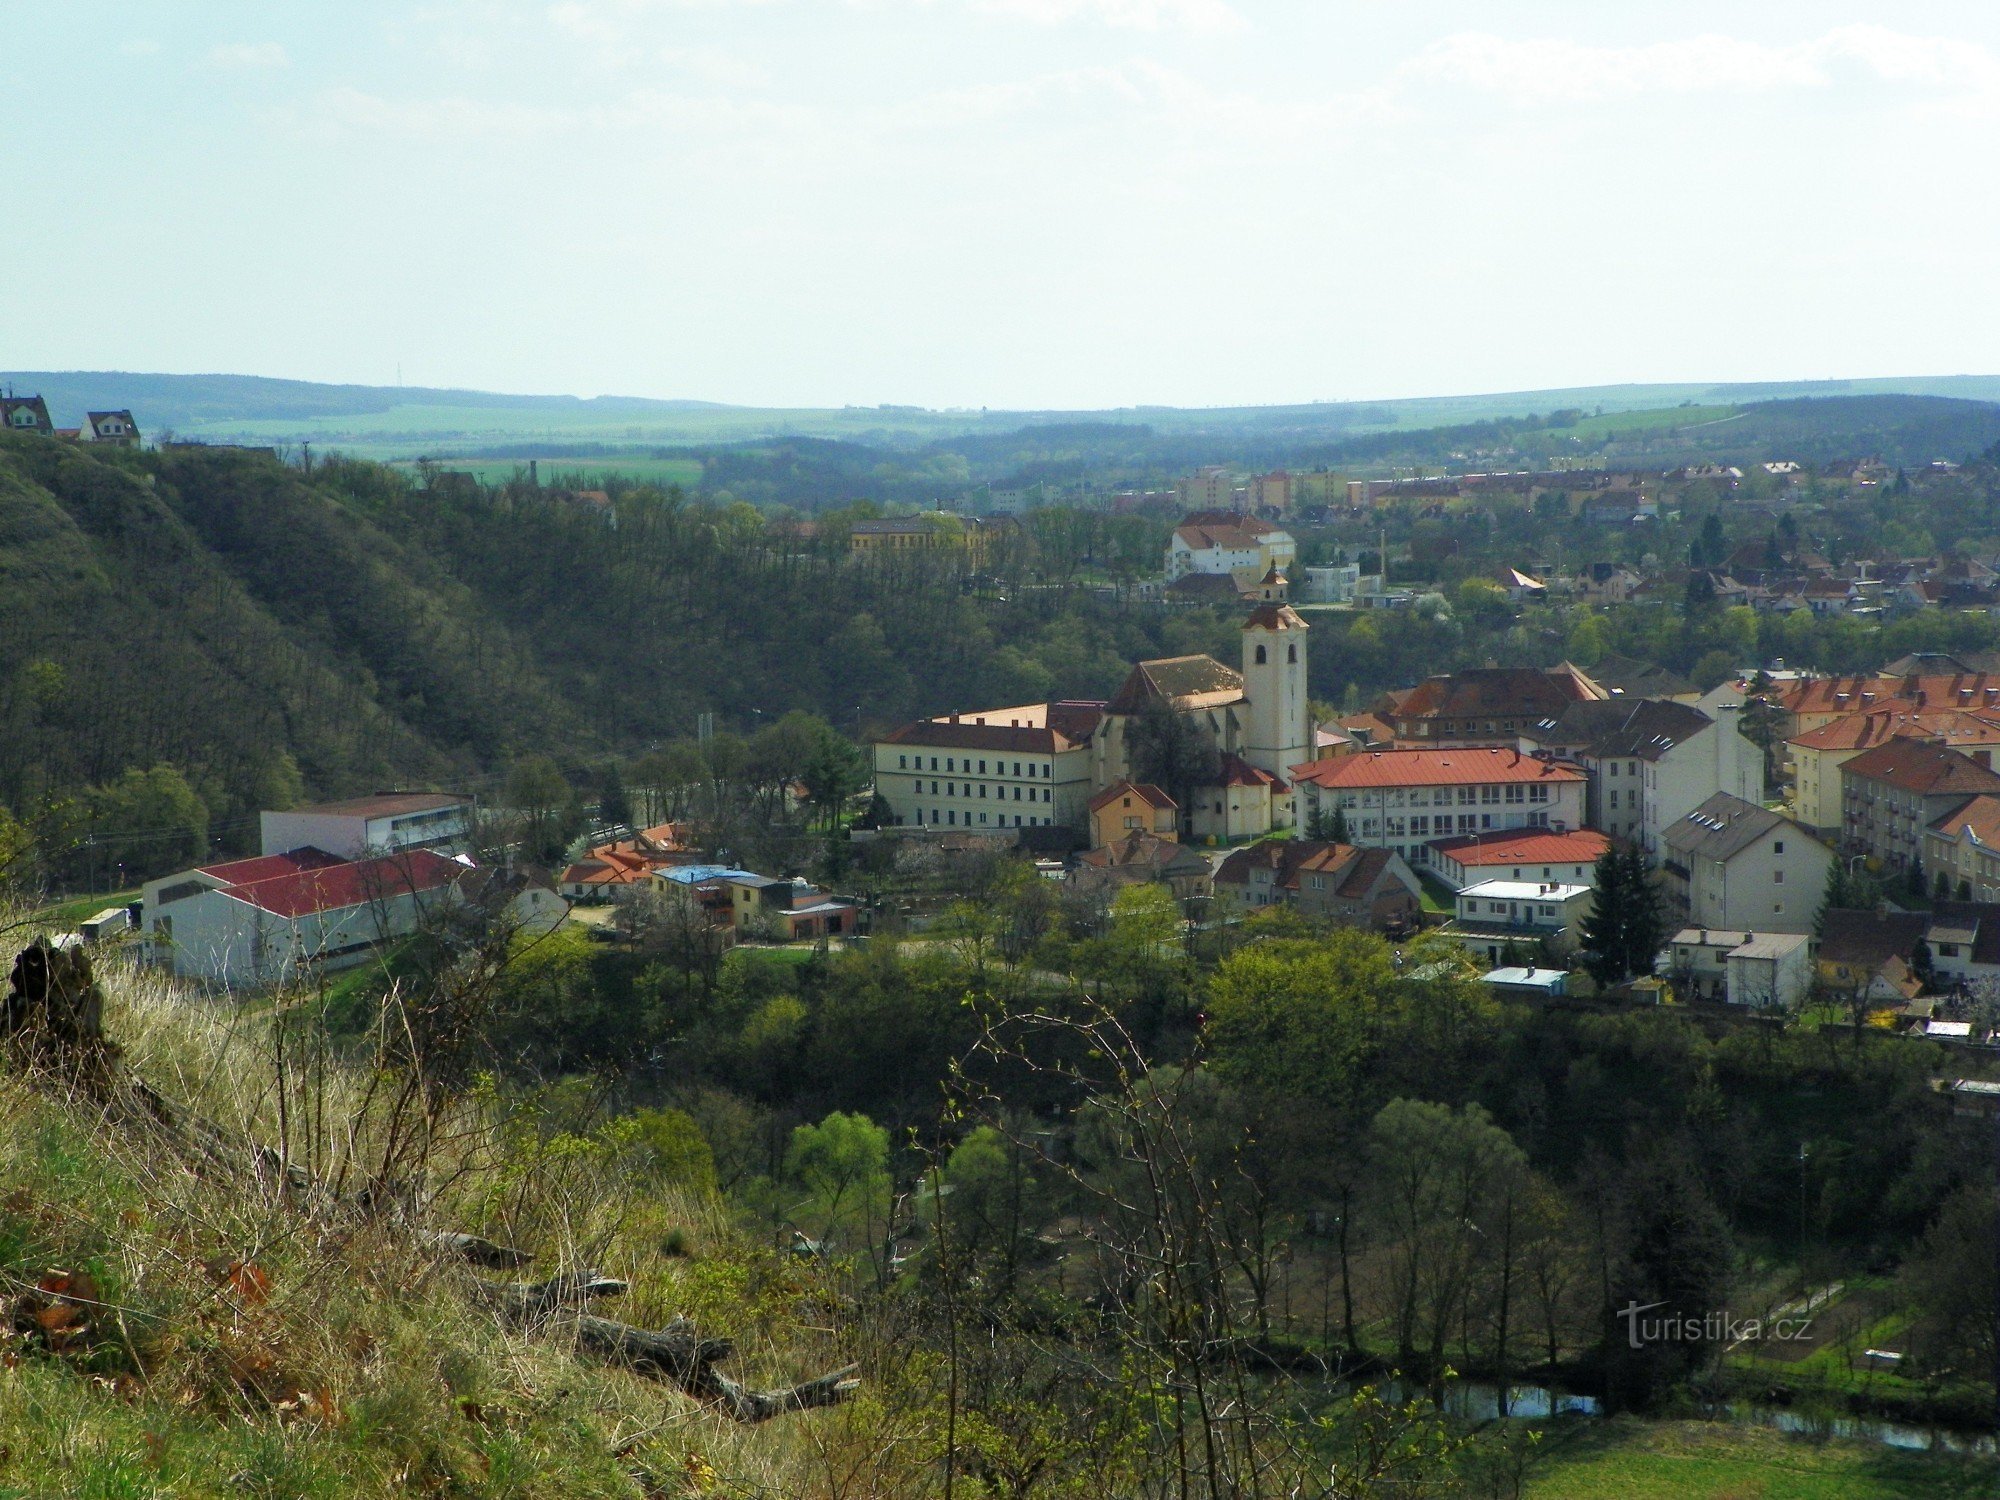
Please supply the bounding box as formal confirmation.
[1977,750,1993,769]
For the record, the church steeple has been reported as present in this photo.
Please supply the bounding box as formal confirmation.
[1240,604,1309,827]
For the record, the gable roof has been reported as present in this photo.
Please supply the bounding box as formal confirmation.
[1074,831,1209,878]
[1172,513,1290,552]
[1525,697,1713,760]
[1816,909,1930,968]
[1587,654,1696,699]
[883,700,1102,754]
[1388,664,1607,721]
[1841,737,2000,798]
[1427,827,1611,868]
[1664,792,1813,863]
[1930,794,2000,849]
[1242,602,1306,633]
[0,395,52,431]
[1211,753,1286,790]
[1088,780,1177,815]
[1106,654,1246,714]
[1213,839,1399,900]
[196,847,345,885]
[1787,706,2000,753]
[1291,747,1585,790]
[222,849,461,918]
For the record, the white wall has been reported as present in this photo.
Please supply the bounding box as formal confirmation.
[1687,826,1831,935]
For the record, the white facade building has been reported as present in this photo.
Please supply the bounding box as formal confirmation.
[873,701,1101,832]
[1290,748,1588,867]
[260,792,472,860]
[1662,793,1832,935]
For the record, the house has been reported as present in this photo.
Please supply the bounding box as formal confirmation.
[1586,654,1696,701]
[726,875,858,941]
[1925,795,2000,901]
[1493,566,1547,603]
[1163,512,1296,583]
[1667,928,1814,1009]
[453,866,569,936]
[0,395,53,436]
[848,514,986,557]
[1088,781,1178,849]
[1662,793,1831,934]
[78,410,140,447]
[561,839,678,901]
[1212,840,1421,930]
[261,792,473,860]
[1424,827,1610,892]
[1072,832,1214,906]
[1297,564,1362,604]
[1290,748,1587,869]
[1440,879,1594,967]
[1481,967,1569,1000]
[874,700,1103,832]
[143,848,464,988]
[1378,664,1608,746]
[1788,707,2000,835]
[1520,697,1762,856]
[1839,738,2000,871]
[1815,910,1932,1001]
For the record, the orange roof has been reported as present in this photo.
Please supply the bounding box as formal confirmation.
[1427,828,1611,866]
[1787,707,2000,752]
[1291,747,1585,790]
[1778,673,2000,715]
[1841,737,2000,797]
[1214,754,1286,790]
[1931,794,2000,848]
[1088,780,1177,814]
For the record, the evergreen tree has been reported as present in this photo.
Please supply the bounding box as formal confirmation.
[1580,847,1663,985]
[597,763,633,829]
[1330,805,1351,843]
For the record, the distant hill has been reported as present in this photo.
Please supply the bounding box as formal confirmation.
[7,369,2000,460]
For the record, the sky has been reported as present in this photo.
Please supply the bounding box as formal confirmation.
[5,1,1999,409]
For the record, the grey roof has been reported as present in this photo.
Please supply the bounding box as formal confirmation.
[1664,792,1805,862]
[1526,697,1712,760]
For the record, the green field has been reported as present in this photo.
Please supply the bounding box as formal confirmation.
[392,455,704,489]
[1524,1417,1994,1499]
[1552,404,1741,441]
[25,888,141,930]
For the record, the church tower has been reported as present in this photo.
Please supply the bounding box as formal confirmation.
[1240,604,1310,826]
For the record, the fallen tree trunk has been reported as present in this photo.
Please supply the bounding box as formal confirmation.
[3,938,860,1422]
[470,1270,862,1421]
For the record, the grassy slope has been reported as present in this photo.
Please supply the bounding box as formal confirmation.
[0,951,849,1500]
[1525,1417,1993,1499]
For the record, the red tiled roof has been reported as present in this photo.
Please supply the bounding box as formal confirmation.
[1841,737,2000,797]
[1290,747,1585,789]
[196,847,345,884]
[1778,673,2000,715]
[1088,780,1177,814]
[222,850,461,918]
[1787,706,2000,752]
[1426,828,1611,866]
[1212,754,1285,790]
[1931,794,2000,847]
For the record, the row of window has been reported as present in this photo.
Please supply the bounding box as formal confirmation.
[915,810,1053,827]
[1355,810,1554,839]
[897,755,1051,777]
[1332,784,1552,809]
[910,781,1052,803]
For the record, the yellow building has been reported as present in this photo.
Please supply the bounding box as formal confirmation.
[1088,781,1178,849]
[848,514,992,561]
[1787,707,2000,834]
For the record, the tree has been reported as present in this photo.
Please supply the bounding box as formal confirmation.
[784,1111,893,1262]
[1580,847,1664,986]
[80,765,209,886]
[1901,1179,1997,1384]
[507,755,573,865]
[1123,698,1219,838]
[597,762,633,829]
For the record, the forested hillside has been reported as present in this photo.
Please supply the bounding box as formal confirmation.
[0,435,1228,839]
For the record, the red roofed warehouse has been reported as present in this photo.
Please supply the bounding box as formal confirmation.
[142,848,465,989]
[1290,748,1586,868]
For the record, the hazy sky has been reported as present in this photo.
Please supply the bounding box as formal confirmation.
[7,2,1998,408]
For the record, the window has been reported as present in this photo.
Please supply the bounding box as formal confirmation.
[1042,788,1050,802]
[1014,787,1022,800]
[1773,870,1784,884]
[979,785,987,797]
[947,783,955,796]
[1773,841,1785,854]
[1013,762,1021,776]
[948,810,956,825]
[930,757,938,770]
[979,812,987,824]
[948,758,955,772]
[1609,791,1619,809]
[898,755,907,769]
[1255,644,1268,664]
[1288,644,1297,663]
[979,760,987,773]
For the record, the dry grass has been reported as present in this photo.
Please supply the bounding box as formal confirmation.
[0,951,886,1499]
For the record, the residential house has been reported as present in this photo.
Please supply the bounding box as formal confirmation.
[1661,792,1832,935]
[143,848,463,988]
[1441,879,1594,967]
[0,395,53,436]
[1586,653,1696,701]
[1667,928,1814,1009]
[1212,840,1420,930]
[78,410,140,447]
[261,792,472,860]
[875,700,1103,832]
[1926,795,2000,900]
[848,514,987,558]
[1788,707,2000,835]
[1297,564,1362,604]
[1839,737,2000,871]
[1424,827,1610,892]
[1163,511,1296,584]
[1291,747,1587,870]
[1814,910,1931,1002]
[454,866,569,936]
[561,838,678,900]
[1520,697,1762,857]
[1493,566,1547,603]
[1377,664,1607,746]
[1072,832,1214,907]
[1088,781,1178,849]
[727,875,858,941]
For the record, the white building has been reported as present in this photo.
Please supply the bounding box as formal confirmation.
[260,792,472,860]
[145,848,463,988]
[1520,697,1763,858]
[1661,792,1832,935]
[1290,748,1588,868]
[1298,564,1362,604]
[873,701,1102,832]
[1164,513,1296,583]
[1444,879,1594,967]
[1668,927,1814,1009]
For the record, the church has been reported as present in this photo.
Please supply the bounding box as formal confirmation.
[871,605,1311,843]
